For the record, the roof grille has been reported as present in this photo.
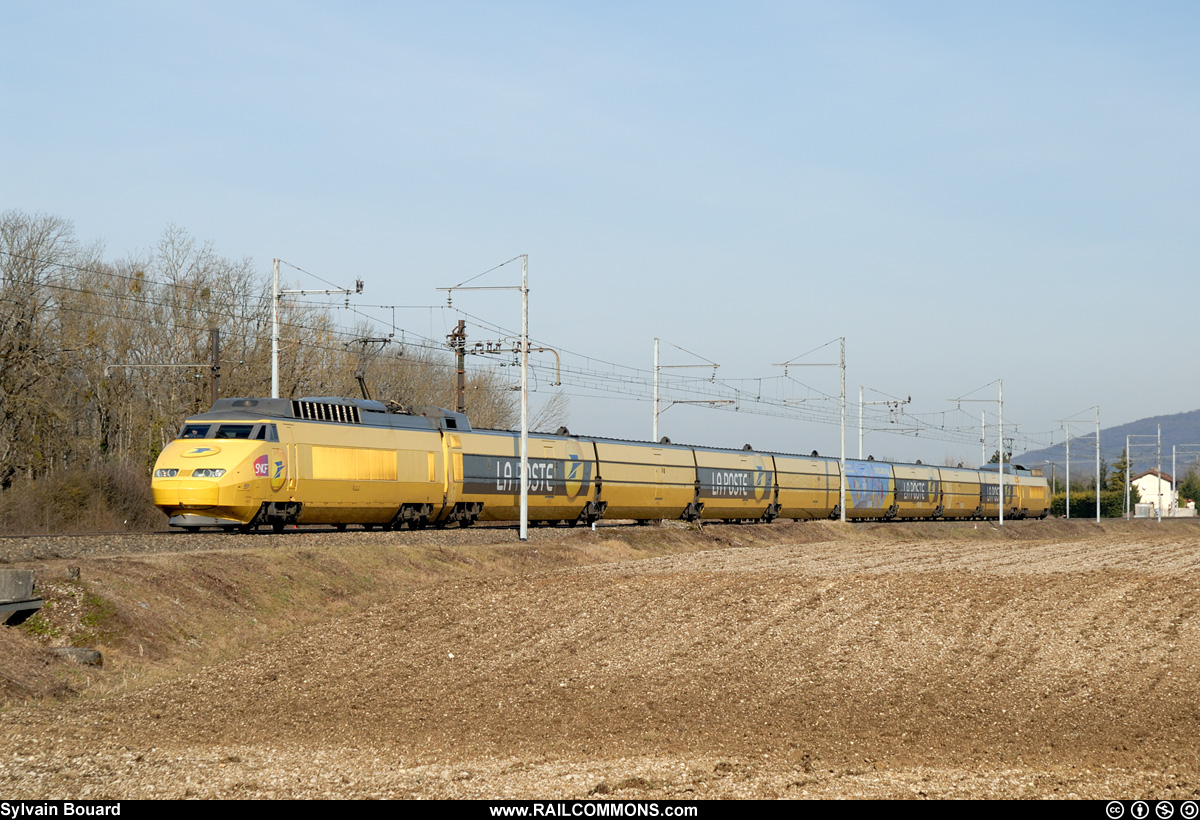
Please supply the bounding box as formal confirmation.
[291,400,362,424]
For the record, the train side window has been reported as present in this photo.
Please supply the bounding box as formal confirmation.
[180,424,211,439]
[266,424,278,442]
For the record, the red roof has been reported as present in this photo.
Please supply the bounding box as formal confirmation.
[1132,469,1174,483]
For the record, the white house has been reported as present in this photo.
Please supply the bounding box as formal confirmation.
[1131,470,1176,516]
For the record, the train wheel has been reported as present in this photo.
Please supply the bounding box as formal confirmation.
[272,522,285,533]
[336,523,347,532]
[362,523,375,531]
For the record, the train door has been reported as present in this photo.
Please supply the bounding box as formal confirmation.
[543,444,556,498]
[277,424,298,498]
[441,434,463,518]
[654,450,664,503]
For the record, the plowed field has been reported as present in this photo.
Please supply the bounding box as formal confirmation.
[2,520,1199,799]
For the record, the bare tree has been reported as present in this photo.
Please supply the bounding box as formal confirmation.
[531,390,569,433]
[0,212,79,482]
[0,213,567,504]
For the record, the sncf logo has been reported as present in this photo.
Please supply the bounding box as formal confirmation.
[253,455,270,477]
[270,449,287,492]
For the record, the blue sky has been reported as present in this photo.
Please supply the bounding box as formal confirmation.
[5,1,1198,464]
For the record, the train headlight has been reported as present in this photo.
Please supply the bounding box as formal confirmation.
[191,468,227,478]
[154,468,179,478]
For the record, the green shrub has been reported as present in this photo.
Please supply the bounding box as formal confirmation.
[1050,490,1128,518]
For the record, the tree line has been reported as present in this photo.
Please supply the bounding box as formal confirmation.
[0,211,559,509]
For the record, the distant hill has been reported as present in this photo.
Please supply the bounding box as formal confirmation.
[1015,409,1200,480]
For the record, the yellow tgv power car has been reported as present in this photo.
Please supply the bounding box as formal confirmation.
[151,397,1049,531]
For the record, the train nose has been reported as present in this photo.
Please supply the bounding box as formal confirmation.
[153,477,221,508]
[152,442,237,510]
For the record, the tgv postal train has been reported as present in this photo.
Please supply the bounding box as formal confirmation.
[151,396,1050,531]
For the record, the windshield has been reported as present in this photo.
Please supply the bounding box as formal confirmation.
[178,423,263,440]
[214,424,256,439]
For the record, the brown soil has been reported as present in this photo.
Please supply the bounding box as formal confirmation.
[2,519,1200,799]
